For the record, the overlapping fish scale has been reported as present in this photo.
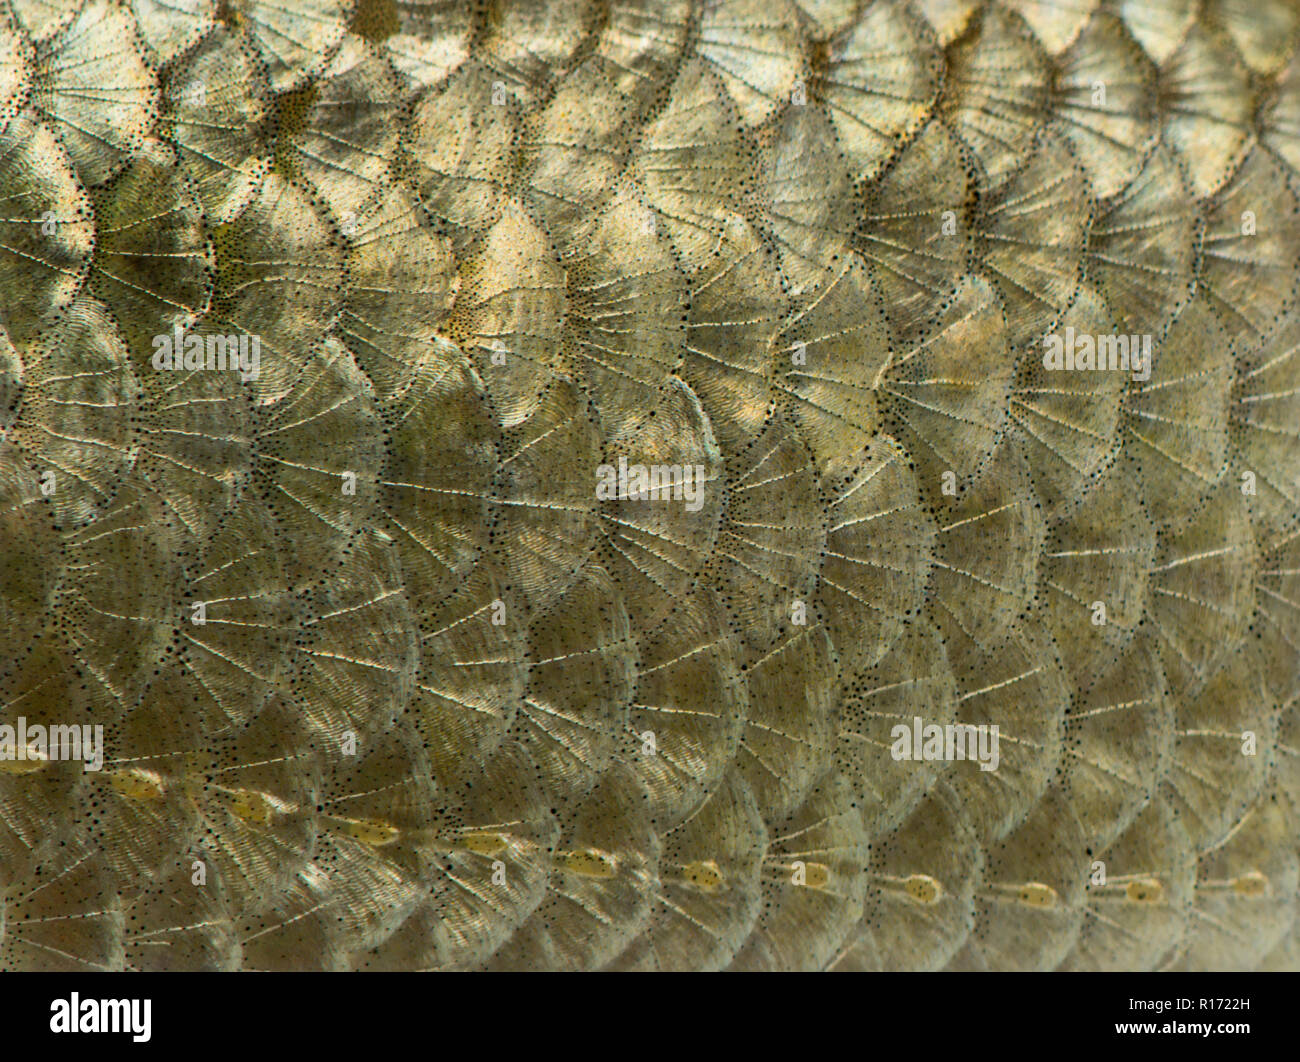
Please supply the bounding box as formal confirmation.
[1,0,1299,973]
[815,0,943,185]
[1121,296,1233,533]
[161,23,274,225]
[276,32,408,223]
[1156,20,1256,201]
[371,0,475,94]
[0,110,95,343]
[30,0,159,188]
[948,786,1088,970]
[1049,9,1158,201]
[7,295,141,529]
[1166,785,1299,970]
[1084,140,1197,341]
[1058,794,1196,971]
[1037,453,1156,690]
[729,769,869,971]
[1006,283,1123,519]
[608,768,766,970]
[941,4,1052,191]
[832,780,984,971]
[484,764,662,970]
[0,633,105,881]
[855,116,975,345]
[770,251,887,485]
[1198,144,1300,349]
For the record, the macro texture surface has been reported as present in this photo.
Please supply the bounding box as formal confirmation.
[1,0,1300,971]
